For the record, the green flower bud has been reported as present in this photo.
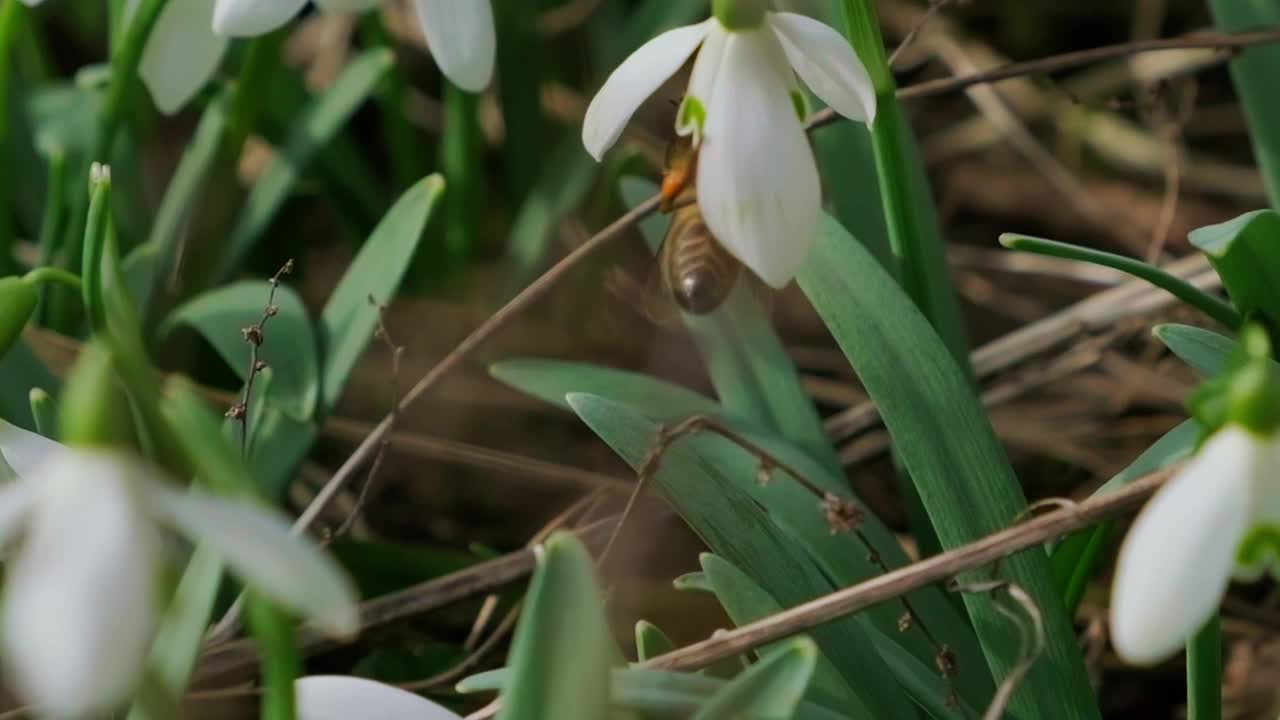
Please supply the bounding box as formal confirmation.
[0,277,38,358]
[712,0,768,30]
[1226,358,1280,435]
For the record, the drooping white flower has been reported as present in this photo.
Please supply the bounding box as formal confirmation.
[0,420,359,717]
[1110,425,1280,665]
[22,0,494,113]
[582,12,875,288]
[296,676,463,720]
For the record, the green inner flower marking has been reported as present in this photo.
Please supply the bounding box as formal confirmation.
[790,90,809,123]
[678,96,708,141]
[1237,524,1280,577]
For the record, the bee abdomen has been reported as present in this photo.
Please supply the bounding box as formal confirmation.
[667,215,740,315]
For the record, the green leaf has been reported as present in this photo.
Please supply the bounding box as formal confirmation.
[1208,1,1280,208]
[692,639,817,720]
[0,339,58,431]
[493,358,989,706]
[218,49,394,277]
[1187,210,1280,329]
[701,553,971,719]
[673,571,714,594]
[162,281,318,421]
[460,667,849,720]
[620,178,837,470]
[318,175,444,414]
[635,621,676,663]
[1049,420,1199,615]
[1153,324,1241,377]
[566,393,912,719]
[797,213,1099,719]
[497,532,613,720]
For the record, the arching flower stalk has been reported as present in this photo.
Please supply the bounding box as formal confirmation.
[582,8,875,288]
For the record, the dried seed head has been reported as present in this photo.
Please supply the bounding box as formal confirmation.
[225,403,247,420]
[897,611,914,633]
[265,305,279,318]
[935,645,958,677]
[242,326,263,346]
[254,360,268,372]
[755,461,773,486]
[280,259,294,275]
[821,494,864,534]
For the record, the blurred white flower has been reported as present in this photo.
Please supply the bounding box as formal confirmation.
[21,0,495,113]
[582,12,875,288]
[297,676,463,720]
[1110,425,1280,665]
[0,420,359,717]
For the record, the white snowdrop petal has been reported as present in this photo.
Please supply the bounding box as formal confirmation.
[1110,427,1257,665]
[2,452,159,716]
[139,0,229,114]
[1234,435,1280,579]
[150,488,359,638]
[314,0,385,12]
[0,419,63,478]
[768,12,876,124]
[0,481,32,545]
[413,0,496,92]
[213,0,306,36]
[297,676,463,720]
[697,30,820,289]
[582,20,712,160]
[677,23,729,141]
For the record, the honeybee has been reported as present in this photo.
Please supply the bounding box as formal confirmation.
[656,136,743,316]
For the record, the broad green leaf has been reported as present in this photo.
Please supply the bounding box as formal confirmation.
[699,553,864,710]
[318,175,443,413]
[673,571,714,594]
[162,281,318,421]
[620,178,838,470]
[1049,420,1199,616]
[219,49,394,277]
[1188,210,1280,329]
[245,407,317,501]
[797,214,1099,719]
[137,89,232,321]
[701,553,969,720]
[492,357,990,706]
[459,667,848,720]
[497,532,613,720]
[566,393,913,719]
[1153,324,1241,377]
[692,639,817,720]
[1208,1,1280,207]
[635,621,675,663]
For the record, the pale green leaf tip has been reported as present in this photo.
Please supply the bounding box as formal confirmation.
[997,233,1021,249]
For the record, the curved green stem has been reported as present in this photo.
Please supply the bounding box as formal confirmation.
[23,266,82,291]
[1000,233,1243,330]
[81,169,112,334]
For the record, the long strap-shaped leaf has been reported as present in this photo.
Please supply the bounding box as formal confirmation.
[797,214,1099,719]
[1208,0,1280,208]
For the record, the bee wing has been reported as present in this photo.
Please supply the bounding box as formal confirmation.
[603,261,683,329]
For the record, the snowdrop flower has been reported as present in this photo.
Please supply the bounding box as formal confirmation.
[1110,425,1280,664]
[0,420,359,717]
[297,676,462,720]
[582,9,875,288]
[21,0,494,113]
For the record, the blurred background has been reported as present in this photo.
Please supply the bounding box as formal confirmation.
[7,0,1277,717]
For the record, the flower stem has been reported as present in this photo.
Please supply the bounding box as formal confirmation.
[999,233,1242,331]
[50,0,169,332]
[836,0,969,367]
[245,594,300,720]
[0,0,28,278]
[1186,615,1222,720]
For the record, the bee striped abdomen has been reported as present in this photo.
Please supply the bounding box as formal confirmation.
[662,202,741,315]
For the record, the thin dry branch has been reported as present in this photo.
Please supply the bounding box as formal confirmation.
[639,466,1175,673]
